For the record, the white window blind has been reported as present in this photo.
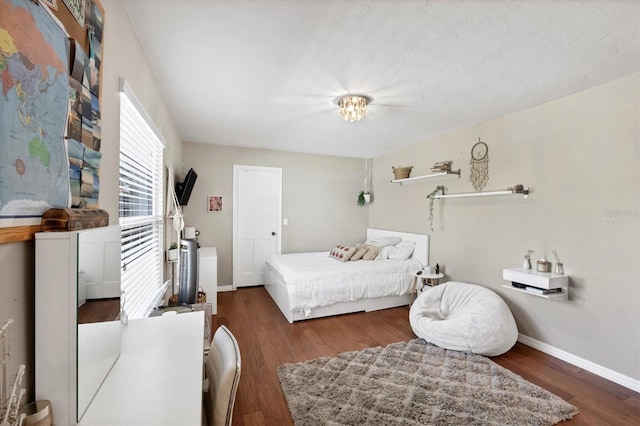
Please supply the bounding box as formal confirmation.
[119,83,165,320]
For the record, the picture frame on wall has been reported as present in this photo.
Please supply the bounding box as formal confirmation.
[208,195,223,213]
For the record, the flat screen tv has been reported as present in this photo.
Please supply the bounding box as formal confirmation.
[175,168,197,206]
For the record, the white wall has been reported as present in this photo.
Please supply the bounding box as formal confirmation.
[181,143,369,287]
[369,73,639,381]
[102,0,184,209]
[0,0,183,400]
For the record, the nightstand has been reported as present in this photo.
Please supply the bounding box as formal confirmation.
[422,272,444,288]
[410,272,445,305]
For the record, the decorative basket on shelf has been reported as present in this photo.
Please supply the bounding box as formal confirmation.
[392,166,413,180]
[168,294,179,306]
[167,289,206,306]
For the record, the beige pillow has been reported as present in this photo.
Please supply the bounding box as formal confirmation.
[329,244,356,262]
[349,243,369,261]
[362,245,380,261]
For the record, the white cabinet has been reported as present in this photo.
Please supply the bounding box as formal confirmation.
[37,227,204,425]
[35,231,78,426]
[35,226,121,425]
[79,313,203,426]
[199,247,218,314]
[502,268,569,300]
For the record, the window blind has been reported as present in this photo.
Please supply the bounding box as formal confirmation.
[119,87,165,320]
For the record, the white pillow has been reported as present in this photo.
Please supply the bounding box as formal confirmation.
[367,236,402,247]
[376,245,395,260]
[388,241,415,261]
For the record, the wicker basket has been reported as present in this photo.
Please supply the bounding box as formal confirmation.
[392,166,413,180]
[168,289,206,305]
[197,289,207,303]
[168,294,179,306]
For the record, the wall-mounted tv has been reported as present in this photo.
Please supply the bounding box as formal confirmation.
[175,168,198,206]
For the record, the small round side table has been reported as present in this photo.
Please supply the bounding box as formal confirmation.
[422,272,444,288]
[410,272,445,305]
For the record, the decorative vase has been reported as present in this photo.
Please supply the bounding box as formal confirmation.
[363,193,371,203]
[18,400,53,426]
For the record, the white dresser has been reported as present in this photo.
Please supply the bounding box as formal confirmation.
[36,227,206,425]
[79,312,204,425]
[199,247,218,314]
[35,226,122,426]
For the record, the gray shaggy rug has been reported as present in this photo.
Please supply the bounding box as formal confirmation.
[277,339,578,425]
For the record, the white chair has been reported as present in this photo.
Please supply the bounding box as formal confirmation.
[203,325,242,426]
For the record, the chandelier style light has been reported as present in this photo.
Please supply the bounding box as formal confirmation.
[338,95,368,122]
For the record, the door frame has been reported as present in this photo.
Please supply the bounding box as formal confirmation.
[232,165,282,289]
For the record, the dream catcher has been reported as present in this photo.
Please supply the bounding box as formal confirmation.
[470,138,489,192]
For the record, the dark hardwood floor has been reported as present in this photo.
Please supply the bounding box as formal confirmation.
[214,287,640,425]
[77,297,120,324]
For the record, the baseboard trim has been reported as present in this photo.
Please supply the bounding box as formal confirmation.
[518,334,640,393]
[217,285,234,292]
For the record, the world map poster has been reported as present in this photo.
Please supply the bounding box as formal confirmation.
[0,0,71,226]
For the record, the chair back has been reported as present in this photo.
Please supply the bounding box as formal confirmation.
[205,325,241,426]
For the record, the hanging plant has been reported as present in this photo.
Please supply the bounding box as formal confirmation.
[426,185,446,232]
[360,158,372,205]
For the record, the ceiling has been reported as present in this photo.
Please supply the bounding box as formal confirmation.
[122,0,639,159]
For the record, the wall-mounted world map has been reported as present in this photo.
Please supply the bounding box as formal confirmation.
[0,0,70,225]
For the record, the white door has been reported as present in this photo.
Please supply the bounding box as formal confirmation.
[78,225,122,303]
[233,165,282,288]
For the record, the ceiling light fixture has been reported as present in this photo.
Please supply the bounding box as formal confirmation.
[338,95,369,122]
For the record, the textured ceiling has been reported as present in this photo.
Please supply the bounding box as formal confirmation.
[123,0,639,158]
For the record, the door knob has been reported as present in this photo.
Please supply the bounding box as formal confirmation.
[271,232,276,236]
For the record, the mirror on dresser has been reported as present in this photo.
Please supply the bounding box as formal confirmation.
[77,225,122,420]
[35,225,122,425]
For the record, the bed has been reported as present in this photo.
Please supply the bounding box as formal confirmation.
[264,228,429,323]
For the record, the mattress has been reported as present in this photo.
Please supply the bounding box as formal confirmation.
[266,252,423,312]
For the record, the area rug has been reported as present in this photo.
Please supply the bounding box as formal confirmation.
[277,339,578,425]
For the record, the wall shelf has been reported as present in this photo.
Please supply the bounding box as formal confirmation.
[502,268,569,301]
[391,171,460,185]
[502,284,568,300]
[432,185,529,199]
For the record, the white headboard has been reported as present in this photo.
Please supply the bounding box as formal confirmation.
[366,228,429,267]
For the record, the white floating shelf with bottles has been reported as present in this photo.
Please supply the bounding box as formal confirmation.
[502,267,569,301]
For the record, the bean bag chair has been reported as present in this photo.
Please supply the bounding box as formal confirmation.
[409,281,518,356]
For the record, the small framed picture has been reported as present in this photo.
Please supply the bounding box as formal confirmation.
[208,195,223,212]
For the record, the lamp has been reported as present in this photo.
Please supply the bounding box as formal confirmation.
[338,95,368,122]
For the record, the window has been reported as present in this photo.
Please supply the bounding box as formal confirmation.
[118,79,166,319]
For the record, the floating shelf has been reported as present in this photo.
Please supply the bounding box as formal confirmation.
[502,285,568,300]
[391,171,460,184]
[502,268,569,301]
[432,186,530,199]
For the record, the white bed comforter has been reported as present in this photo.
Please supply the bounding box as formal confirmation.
[266,252,423,312]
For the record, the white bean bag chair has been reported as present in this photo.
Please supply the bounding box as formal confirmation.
[409,281,518,356]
